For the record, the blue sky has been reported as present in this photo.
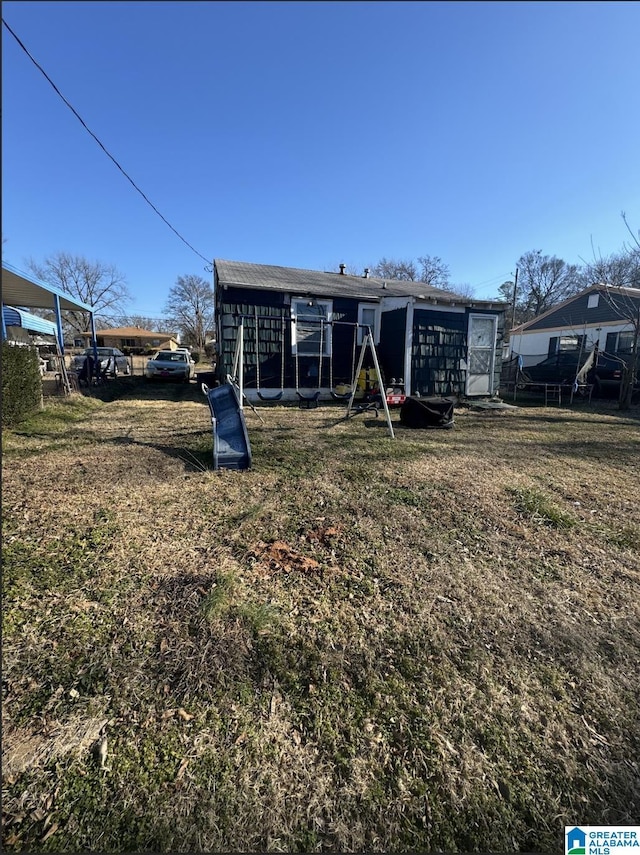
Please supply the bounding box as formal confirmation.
[2,0,639,318]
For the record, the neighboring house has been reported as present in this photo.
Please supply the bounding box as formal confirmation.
[80,326,179,353]
[509,284,640,367]
[214,259,506,400]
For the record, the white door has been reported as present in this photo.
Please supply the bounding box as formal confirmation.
[467,315,497,396]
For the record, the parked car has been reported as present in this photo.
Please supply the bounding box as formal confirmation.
[72,347,131,377]
[522,350,631,395]
[145,350,195,382]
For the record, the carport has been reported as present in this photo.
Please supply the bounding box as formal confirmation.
[2,261,98,390]
[2,305,59,340]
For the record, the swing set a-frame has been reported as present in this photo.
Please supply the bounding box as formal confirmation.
[226,315,395,438]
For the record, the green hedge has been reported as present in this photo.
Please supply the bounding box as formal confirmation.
[2,342,43,427]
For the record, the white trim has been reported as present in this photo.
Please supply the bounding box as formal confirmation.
[514,317,631,335]
[404,301,414,395]
[357,303,380,344]
[466,313,498,396]
[291,298,333,356]
[414,301,466,315]
[587,293,600,309]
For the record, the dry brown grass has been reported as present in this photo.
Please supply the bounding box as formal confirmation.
[2,379,639,852]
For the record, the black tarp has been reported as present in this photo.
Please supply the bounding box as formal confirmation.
[399,396,455,429]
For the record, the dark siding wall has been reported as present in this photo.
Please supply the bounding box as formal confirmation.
[525,291,639,331]
[217,287,362,388]
[217,288,290,387]
[410,308,504,397]
[412,310,467,396]
[379,309,407,382]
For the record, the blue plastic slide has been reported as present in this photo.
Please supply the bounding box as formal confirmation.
[205,383,252,470]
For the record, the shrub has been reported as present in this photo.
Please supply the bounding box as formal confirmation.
[2,342,43,427]
[191,351,201,364]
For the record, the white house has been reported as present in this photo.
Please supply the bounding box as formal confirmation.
[509,284,640,368]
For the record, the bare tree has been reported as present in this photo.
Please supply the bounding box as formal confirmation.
[369,254,452,288]
[370,257,418,281]
[109,314,174,333]
[580,238,640,410]
[416,255,451,288]
[447,282,476,300]
[622,210,640,255]
[600,284,639,410]
[579,246,640,291]
[27,252,130,337]
[516,250,581,319]
[164,274,214,350]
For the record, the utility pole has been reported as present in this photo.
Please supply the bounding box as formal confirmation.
[511,267,519,331]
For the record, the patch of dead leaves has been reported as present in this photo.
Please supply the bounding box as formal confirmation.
[250,540,322,576]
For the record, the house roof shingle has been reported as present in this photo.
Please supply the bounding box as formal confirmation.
[214,259,503,307]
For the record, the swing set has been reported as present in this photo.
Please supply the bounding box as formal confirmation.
[225,313,395,438]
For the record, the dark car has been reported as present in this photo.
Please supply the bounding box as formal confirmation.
[72,347,131,377]
[522,350,628,395]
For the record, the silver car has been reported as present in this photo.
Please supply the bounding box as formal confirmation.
[72,347,131,377]
[145,350,195,382]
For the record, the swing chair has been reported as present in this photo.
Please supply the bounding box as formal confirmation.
[329,321,358,401]
[255,313,285,402]
[295,316,323,409]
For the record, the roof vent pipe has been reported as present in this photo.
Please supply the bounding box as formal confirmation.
[339,263,346,274]
[363,268,370,278]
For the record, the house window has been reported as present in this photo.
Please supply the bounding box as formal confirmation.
[553,334,585,352]
[291,299,332,355]
[587,293,599,309]
[121,338,136,348]
[618,332,635,353]
[606,331,634,354]
[357,304,380,344]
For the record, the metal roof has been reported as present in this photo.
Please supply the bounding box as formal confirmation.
[3,305,58,337]
[2,261,95,312]
[215,259,502,307]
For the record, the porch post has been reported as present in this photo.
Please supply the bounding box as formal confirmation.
[54,294,65,355]
[90,313,99,382]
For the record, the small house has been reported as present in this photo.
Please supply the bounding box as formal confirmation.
[80,326,179,354]
[509,284,640,367]
[214,259,506,400]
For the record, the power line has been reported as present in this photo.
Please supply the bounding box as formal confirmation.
[2,18,212,268]
[472,272,513,288]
